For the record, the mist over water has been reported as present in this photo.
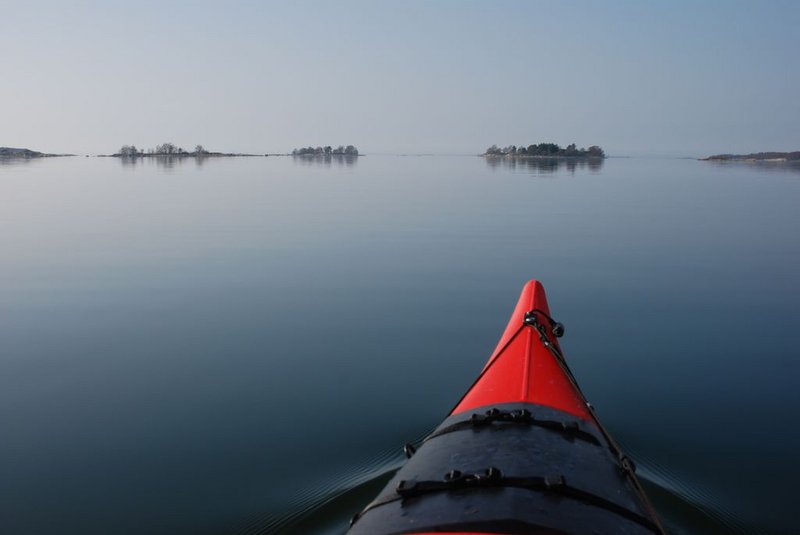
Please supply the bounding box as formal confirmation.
[1,156,798,534]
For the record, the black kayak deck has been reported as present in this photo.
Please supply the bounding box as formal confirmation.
[349,402,661,535]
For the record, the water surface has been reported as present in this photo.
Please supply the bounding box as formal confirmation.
[1,155,798,534]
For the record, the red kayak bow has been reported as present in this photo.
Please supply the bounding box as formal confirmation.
[451,280,591,420]
[348,281,664,535]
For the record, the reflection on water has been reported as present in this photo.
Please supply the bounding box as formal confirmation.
[485,156,604,174]
[0,157,35,167]
[292,154,358,167]
[0,156,76,167]
[117,155,210,169]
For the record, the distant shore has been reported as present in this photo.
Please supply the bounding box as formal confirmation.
[104,143,267,158]
[0,147,74,159]
[101,152,265,158]
[0,146,365,159]
[701,151,800,162]
[483,143,605,159]
[292,145,359,157]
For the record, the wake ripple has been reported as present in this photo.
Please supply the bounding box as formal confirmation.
[234,433,424,535]
[631,449,757,535]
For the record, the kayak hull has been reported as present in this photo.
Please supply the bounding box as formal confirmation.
[348,281,663,535]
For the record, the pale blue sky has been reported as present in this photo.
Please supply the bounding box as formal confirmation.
[2,0,798,156]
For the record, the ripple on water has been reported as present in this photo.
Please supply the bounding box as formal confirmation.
[634,451,758,535]
[234,441,409,535]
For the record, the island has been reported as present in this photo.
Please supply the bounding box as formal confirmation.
[0,147,72,158]
[483,143,605,159]
[104,143,263,158]
[701,151,800,162]
[291,145,359,157]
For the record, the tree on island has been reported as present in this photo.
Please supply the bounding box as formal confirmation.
[156,142,178,155]
[484,143,604,158]
[118,145,142,157]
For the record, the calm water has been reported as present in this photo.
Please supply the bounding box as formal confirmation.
[1,155,798,535]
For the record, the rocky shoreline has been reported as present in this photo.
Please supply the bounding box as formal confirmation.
[0,147,73,158]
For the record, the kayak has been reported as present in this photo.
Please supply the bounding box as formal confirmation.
[348,280,665,535]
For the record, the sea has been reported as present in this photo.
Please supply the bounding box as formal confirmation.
[1,154,798,534]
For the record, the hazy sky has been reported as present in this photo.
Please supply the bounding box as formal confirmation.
[2,0,798,156]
